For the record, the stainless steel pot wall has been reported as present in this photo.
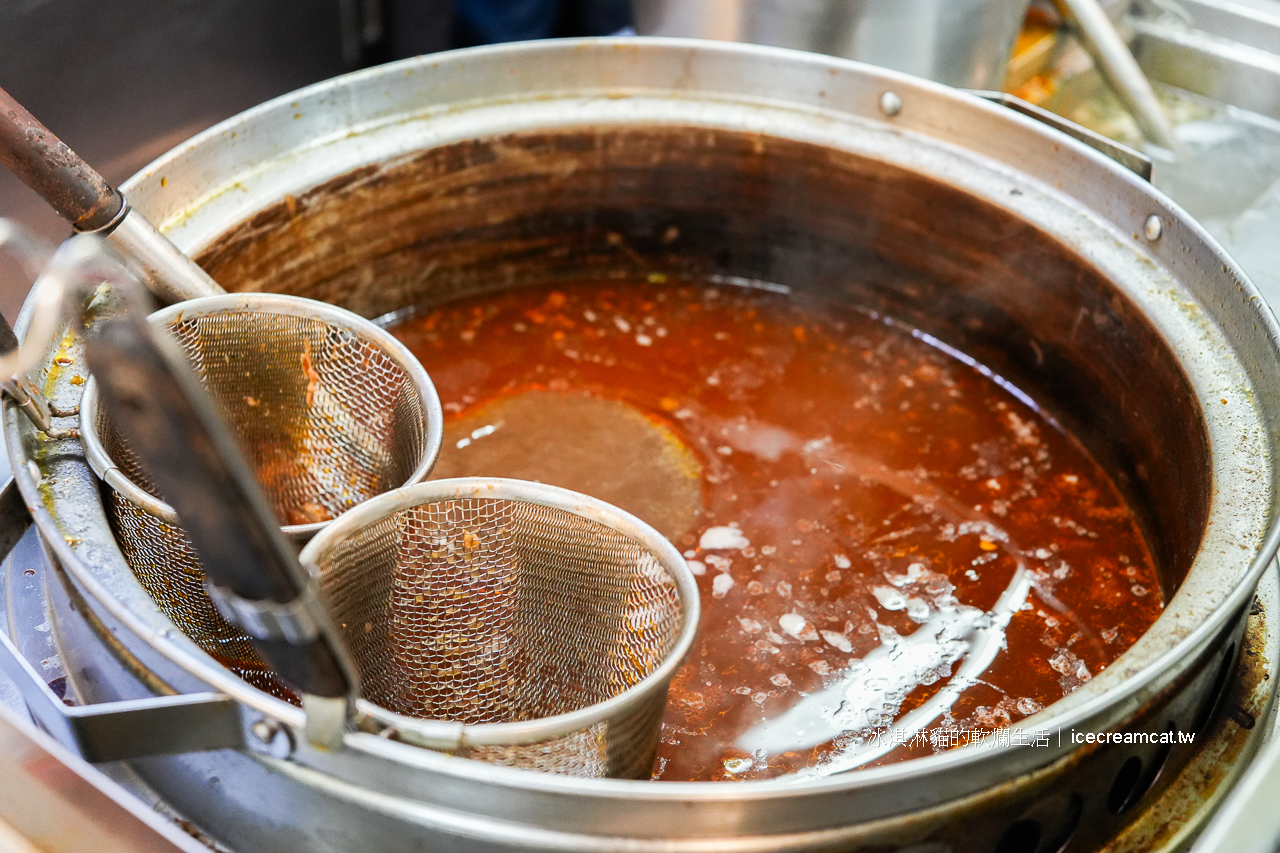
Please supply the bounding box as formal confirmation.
[6,39,1280,853]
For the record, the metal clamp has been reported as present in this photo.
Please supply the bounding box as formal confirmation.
[204,581,323,645]
[74,196,131,236]
[965,90,1154,181]
[1,374,78,439]
[0,221,81,439]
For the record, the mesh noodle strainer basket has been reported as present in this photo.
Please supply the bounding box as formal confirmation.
[297,477,701,778]
[79,293,443,695]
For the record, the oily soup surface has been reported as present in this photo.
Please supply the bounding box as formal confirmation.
[391,280,1162,781]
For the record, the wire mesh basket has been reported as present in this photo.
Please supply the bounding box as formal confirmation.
[80,293,443,693]
[298,478,700,779]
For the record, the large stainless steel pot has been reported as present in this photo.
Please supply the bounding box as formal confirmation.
[5,38,1280,853]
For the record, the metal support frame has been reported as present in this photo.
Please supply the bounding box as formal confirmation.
[0,479,244,763]
[0,700,213,853]
[0,623,244,762]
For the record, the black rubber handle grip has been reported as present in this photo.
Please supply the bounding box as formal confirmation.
[0,86,124,232]
[83,314,356,699]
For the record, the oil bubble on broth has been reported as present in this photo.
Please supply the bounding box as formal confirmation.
[390,279,1162,781]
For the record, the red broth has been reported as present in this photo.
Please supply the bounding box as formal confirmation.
[390,280,1162,781]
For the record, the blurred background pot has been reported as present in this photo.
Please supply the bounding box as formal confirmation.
[631,0,1033,88]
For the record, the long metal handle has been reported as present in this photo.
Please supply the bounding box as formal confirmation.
[0,87,223,302]
[0,86,123,232]
[82,312,359,748]
[105,212,225,304]
[1051,0,1184,153]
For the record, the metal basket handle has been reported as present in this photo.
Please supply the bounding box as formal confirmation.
[964,90,1154,180]
[83,306,361,751]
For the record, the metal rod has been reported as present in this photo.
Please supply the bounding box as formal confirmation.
[1052,0,1184,153]
[104,207,223,302]
[0,86,124,232]
[967,90,1153,180]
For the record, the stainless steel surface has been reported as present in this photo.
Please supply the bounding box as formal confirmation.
[0,478,247,763]
[1130,0,1280,121]
[1194,735,1280,850]
[2,38,1278,851]
[1098,564,1280,853]
[1,497,49,721]
[0,627,244,762]
[0,471,233,848]
[0,511,242,850]
[301,477,699,777]
[0,701,212,853]
[1189,571,1280,853]
[631,0,1031,88]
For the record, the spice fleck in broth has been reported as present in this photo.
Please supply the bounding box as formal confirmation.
[390,280,1162,781]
